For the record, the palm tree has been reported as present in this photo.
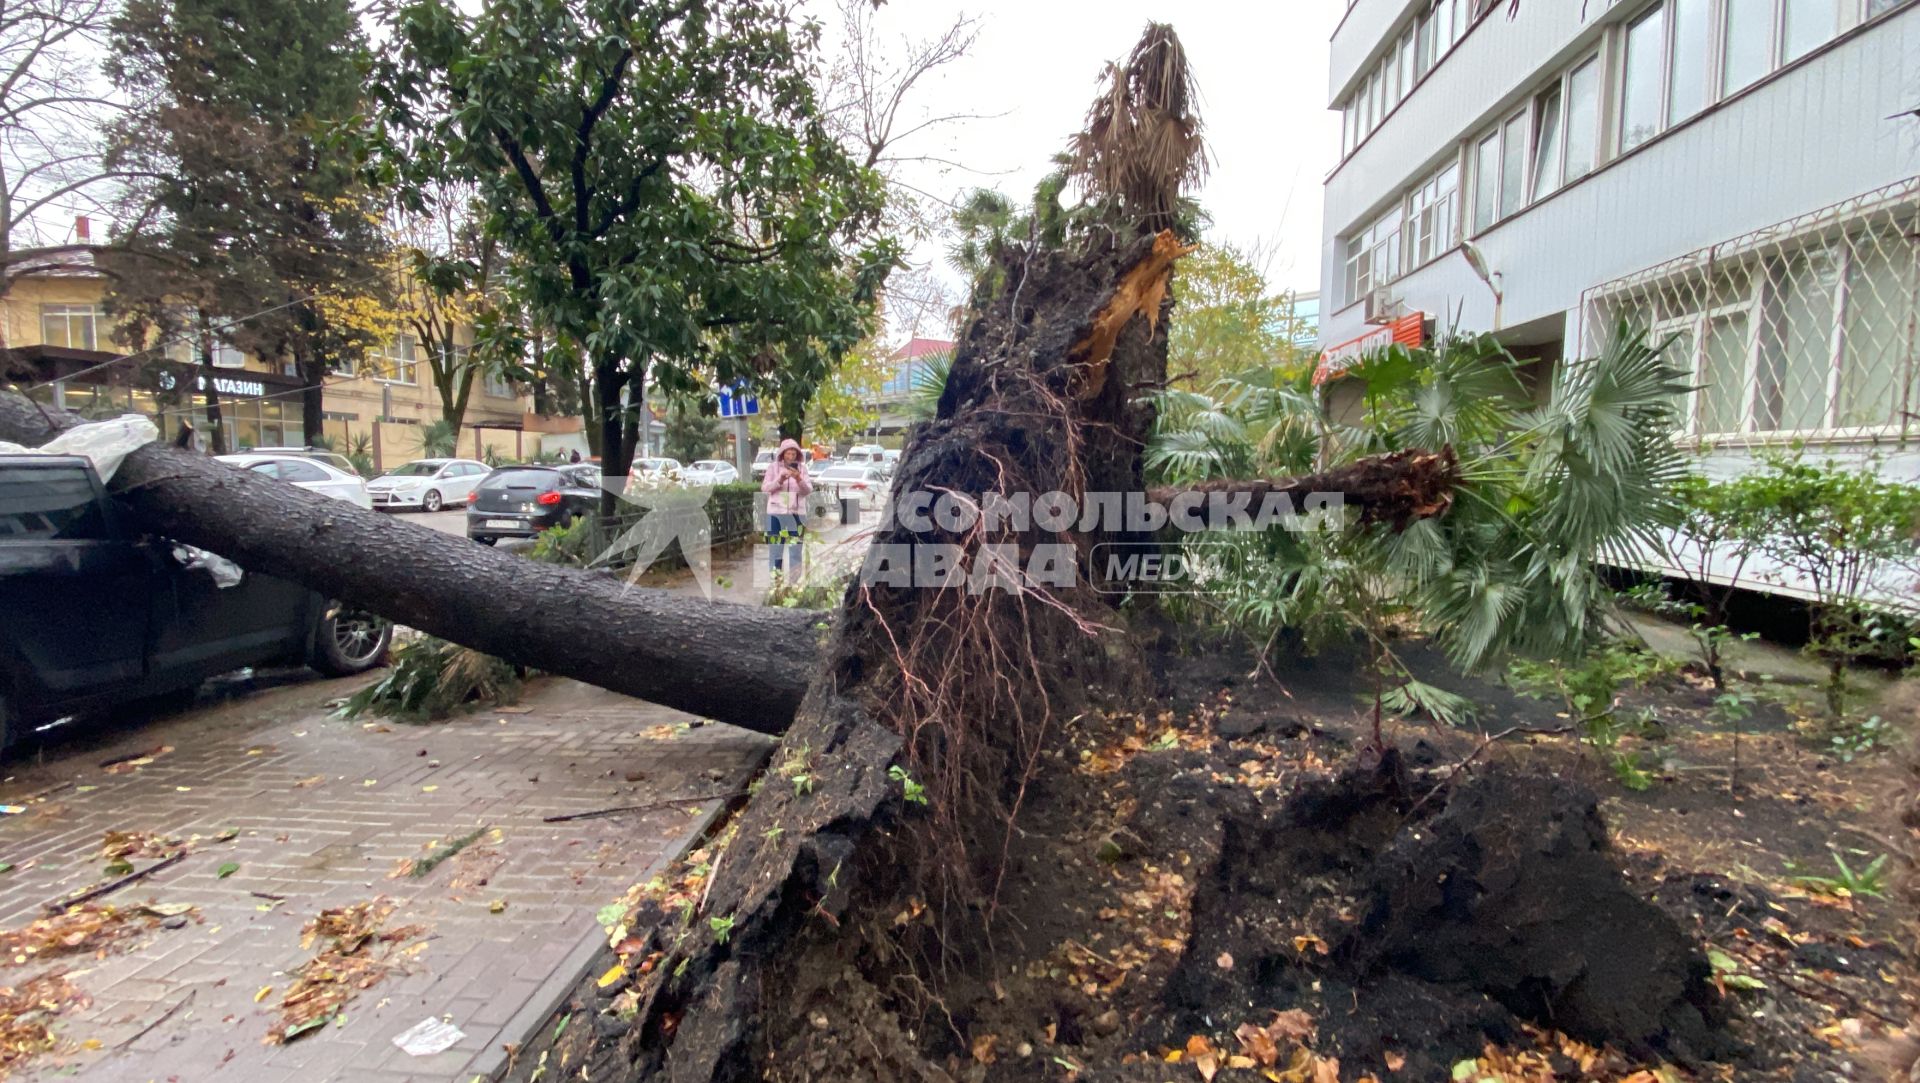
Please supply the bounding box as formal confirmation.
[1066,23,1209,232]
[1148,327,1692,741]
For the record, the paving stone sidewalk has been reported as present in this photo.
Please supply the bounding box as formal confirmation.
[0,673,772,1082]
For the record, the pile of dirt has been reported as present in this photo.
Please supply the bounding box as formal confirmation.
[1161,754,1733,1079]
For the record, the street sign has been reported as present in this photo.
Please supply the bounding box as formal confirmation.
[717,383,760,419]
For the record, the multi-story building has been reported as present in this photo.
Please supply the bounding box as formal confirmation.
[1318,0,1920,594]
[2,235,579,471]
[859,336,953,444]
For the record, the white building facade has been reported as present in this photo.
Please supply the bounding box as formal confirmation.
[1319,0,1920,598]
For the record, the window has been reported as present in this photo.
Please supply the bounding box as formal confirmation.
[1343,207,1404,304]
[1781,0,1838,62]
[484,372,515,399]
[1620,5,1666,151]
[1472,133,1500,233]
[1754,249,1839,432]
[1667,0,1710,126]
[163,328,244,369]
[1623,228,1918,438]
[373,335,417,384]
[1395,28,1417,104]
[1407,161,1461,268]
[1415,12,1436,80]
[0,463,106,540]
[40,304,99,351]
[1530,85,1563,201]
[1722,0,1771,94]
[276,460,331,484]
[1498,112,1527,219]
[1564,59,1601,181]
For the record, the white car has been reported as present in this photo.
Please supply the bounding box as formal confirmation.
[626,457,684,490]
[366,458,491,512]
[684,459,740,485]
[249,446,358,475]
[218,454,372,509]
[750,449,777,481]
[814,463,889,509]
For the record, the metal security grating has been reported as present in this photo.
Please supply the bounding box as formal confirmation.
[1579,177,1920,449]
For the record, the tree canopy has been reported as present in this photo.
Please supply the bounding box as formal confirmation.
[368,0,896,491]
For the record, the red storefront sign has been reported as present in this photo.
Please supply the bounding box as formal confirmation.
[1312,311,1426,385]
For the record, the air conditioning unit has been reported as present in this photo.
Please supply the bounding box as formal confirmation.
[1362,289,1398,326]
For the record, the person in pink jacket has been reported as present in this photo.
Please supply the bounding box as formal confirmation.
[760,438,813,577]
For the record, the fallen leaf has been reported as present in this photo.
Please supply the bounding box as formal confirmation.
[421,786,438,793]
[596,964,625,988]
[255,985,273,1003]
[1216,951,1234,970]
[1385,1050,1406,1072]
[489,899,506,914]
[1185,1034,1218,1081]
[971,1032,998,1065]
[1235,1022,1278,1067]
[216,862,239,879]
[294,775,325,789]
[1268,1009,1315,1043]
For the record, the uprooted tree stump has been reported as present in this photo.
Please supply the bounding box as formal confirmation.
[1164,754,1734,1079]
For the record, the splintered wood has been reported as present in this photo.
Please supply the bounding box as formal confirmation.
[1068,228,1199,400]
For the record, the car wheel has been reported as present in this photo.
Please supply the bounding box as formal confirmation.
[474,536,495,546]
[422,489,443,512]
[310,601,393,676]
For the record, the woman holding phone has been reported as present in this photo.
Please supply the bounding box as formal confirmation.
[760,438,812,577]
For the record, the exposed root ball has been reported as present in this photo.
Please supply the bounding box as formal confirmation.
[1168,757,1733,1078]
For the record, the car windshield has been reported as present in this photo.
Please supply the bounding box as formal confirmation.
[481,468,558,490]
[692,461,728,470]
[387,462,442,477]
[754,451,774,462]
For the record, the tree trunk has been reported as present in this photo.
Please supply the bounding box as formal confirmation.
[197,320,226,455]
[597,361,629,516]
[575,226,1204,1082]
[0,390,819,734]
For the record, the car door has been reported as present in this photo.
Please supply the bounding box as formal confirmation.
[0,460,149,703]
[454,462,485,504]
[146,542,311,681]
[275,458,350,504]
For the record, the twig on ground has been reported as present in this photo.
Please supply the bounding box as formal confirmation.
[540,792,744,823]
[115,988,196,1050]
[44,851,186,912]
[1401,723,1578,822]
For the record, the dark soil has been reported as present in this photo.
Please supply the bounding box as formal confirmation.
[528,631,1914,1083]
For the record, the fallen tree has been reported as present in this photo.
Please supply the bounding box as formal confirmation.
[0,391,818,734]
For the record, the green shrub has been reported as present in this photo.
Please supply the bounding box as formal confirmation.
[1732,453,1920,717]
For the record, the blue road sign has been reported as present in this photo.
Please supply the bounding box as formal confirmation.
[717,383,760,419]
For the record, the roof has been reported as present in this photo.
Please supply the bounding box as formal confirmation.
[4,244,102,278]
[888,337,954,361]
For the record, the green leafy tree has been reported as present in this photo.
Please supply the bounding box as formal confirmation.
[660,395,723,465]
[1168,243,1312,390]
[104,0,387,443]
[368,0,896,511]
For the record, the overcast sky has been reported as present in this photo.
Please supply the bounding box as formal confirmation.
[832,1,1343,298]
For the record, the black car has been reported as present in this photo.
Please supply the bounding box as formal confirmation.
[466,464,602,544]
[0,455,391,750]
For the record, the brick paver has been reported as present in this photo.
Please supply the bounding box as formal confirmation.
[0,672,771,1081]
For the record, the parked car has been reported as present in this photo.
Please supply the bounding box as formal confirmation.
[366,458,490,512]
[750,449,776,481]
[467,464,602,545]
[216,453,372,509]
[626,457,683,489]
[0,454,391,750]
[815,463,889,509]
[684,460,740,485]
[846,444,888,468]
[247,446,358,476]
[882,449,901,474]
